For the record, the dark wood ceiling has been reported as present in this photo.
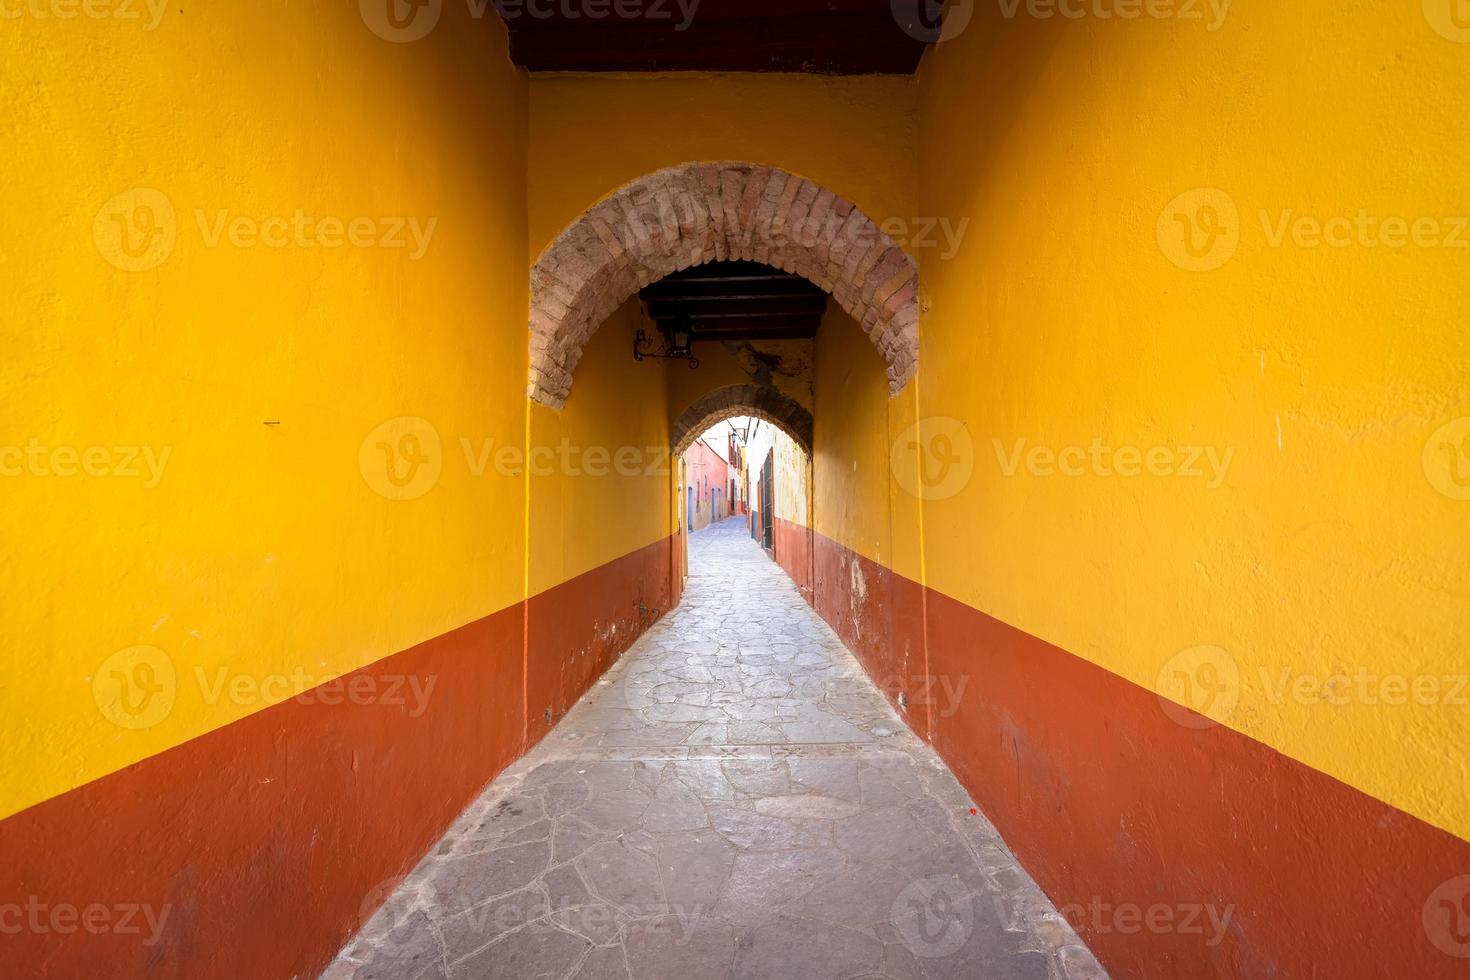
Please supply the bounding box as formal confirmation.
[639,261,828,344]
[499,0,937,74]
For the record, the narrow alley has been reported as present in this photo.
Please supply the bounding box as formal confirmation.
[9,3,1467,976]
[325,520,1104,980]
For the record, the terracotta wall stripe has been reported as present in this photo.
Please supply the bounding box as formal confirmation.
[0,536,677,980]
[809,529,1470,979]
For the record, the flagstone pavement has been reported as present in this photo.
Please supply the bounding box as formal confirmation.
[323,518,1107,980]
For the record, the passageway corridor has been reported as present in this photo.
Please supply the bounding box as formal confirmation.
[324,520,1105,979]
[7,1,1467,975]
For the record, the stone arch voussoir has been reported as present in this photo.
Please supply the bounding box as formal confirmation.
[529,161,919,408]
[670,385,814,460]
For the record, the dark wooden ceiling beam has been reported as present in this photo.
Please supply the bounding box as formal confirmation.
[691,324,820,340]
[503,0,899,25]
[655,312,821,326]
[641,260,826,343]
[693,328,819,341]
[501,5,931,75]
[646,296,827,318]
[641,280,820,301]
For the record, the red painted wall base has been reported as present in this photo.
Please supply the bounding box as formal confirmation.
[773,516,813,605]
[0,536,678,980]
[808,530,1470,980]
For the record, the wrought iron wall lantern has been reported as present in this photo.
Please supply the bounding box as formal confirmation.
[633,321,699,369]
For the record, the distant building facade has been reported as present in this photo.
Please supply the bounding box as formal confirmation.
[743,419,811,598]
[682,436,730,533]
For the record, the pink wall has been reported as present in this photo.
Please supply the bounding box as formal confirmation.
[683,439,730,532]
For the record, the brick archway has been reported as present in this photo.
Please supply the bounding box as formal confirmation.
[529,162,919,408]
[670,385,813,459]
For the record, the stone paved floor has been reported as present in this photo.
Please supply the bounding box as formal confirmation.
[324,519,1107,980]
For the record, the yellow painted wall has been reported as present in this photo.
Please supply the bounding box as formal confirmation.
[0,3,529,820]
[915,3,1470,841]
[773,434,810,526]
[528,300,671,594]
[746,415,809,527]
[527,72,918,260]
[812,308,903,573]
